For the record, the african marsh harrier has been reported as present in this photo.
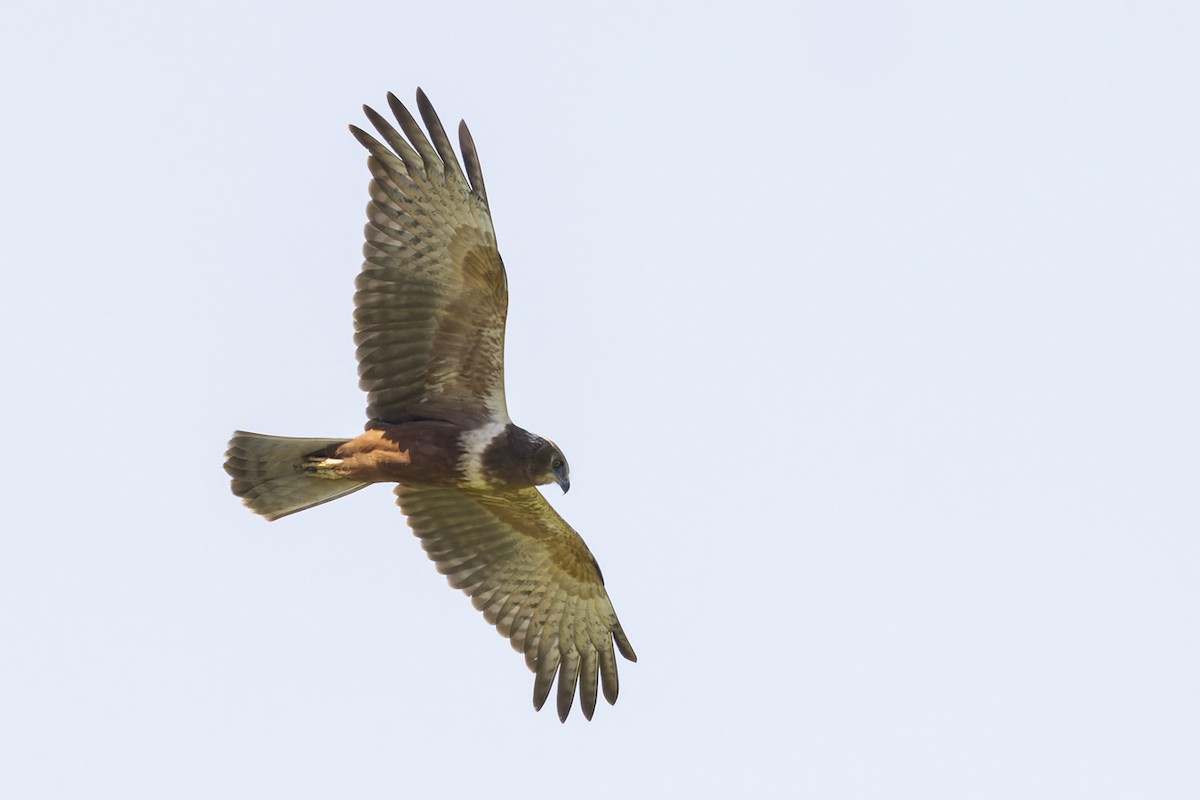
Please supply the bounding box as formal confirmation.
[224,90,635,722]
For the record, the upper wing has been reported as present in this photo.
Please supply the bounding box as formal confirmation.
[350,90,509,427]
[396,485,637,721]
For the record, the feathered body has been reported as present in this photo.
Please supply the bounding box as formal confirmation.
[224,90,635,722]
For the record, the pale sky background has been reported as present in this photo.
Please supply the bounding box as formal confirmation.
[2,1,1198,798]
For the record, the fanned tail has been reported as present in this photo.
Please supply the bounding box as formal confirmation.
[224,431,367,521]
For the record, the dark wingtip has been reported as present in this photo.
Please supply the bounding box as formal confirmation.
[386,91,409,122]
[581,693,596,721]
[614,624,637,663]
[532,667,554,712]
[457,118,489,205]
[348,124,382,154]
[415,87,436,123]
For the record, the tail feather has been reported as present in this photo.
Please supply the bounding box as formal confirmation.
[224,431,367,521]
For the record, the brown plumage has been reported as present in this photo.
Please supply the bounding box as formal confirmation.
[224,90,635,721]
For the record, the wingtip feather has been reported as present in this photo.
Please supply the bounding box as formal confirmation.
[579,647,599,720]
[613,621,637,662]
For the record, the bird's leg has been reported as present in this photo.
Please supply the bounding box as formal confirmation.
[301,457,345,479]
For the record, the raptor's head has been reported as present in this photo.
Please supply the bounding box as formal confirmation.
[533,437,570,494]
[478,424,572,492]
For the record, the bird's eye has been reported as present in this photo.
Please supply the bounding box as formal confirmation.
[552,459,563,469]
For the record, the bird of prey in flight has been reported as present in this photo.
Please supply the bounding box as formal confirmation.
[224,90,635,722]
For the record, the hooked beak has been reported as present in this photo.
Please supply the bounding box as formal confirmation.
[553,465,570,494]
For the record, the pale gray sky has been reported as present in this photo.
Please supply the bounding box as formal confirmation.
[3,1,1198,798]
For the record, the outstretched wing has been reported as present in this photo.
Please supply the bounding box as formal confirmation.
[396,485,637,722]
[350,90,509,427]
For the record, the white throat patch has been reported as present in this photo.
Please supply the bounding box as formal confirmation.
[457,420,509,489]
